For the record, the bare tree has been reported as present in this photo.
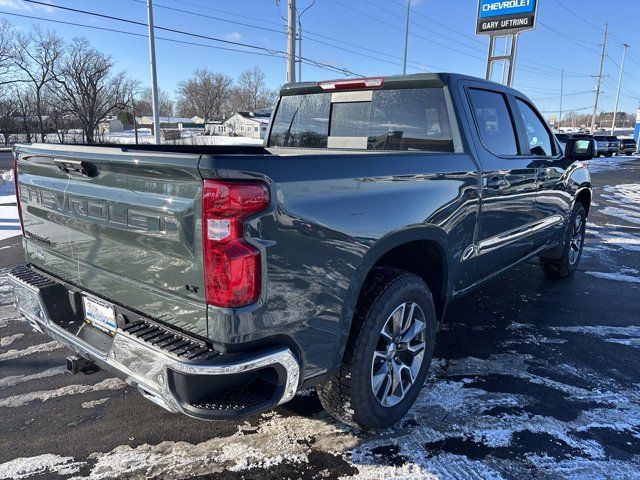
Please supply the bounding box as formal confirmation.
[52,38,137,143]
[0,91,18,145]
[232,67,277,112]
[134,87,174,117]
[14,85,36,142]
[13,26,63,142]
[176,68,233,119]
[0,20,17,88]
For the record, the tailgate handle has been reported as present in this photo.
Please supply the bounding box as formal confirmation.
[54,159,98,178]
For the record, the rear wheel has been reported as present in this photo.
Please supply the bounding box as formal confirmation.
[539,204,586,278]
[317,268,436,430]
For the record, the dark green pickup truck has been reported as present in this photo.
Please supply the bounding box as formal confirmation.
[9,73,593,429]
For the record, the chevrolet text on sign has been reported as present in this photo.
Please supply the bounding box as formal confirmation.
[476,0,538,34]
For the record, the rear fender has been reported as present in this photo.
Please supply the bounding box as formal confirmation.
[336,225,451,361]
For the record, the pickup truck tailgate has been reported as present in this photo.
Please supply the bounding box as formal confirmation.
[15,144,207,336]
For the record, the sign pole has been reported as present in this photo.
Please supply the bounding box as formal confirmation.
[485,35,495,80]
[507,33,519,87]
[478,0,537,86]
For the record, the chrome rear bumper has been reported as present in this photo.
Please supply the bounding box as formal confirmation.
[8,265,300,419]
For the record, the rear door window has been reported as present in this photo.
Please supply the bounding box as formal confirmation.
[515,98,555,156]
[467,88,518,156]
[269,87,455,152]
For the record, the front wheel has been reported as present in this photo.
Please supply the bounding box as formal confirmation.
[317,268,436,430]
[539,204,586,278]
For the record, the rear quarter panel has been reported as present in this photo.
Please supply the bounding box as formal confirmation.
[200,151,480,379]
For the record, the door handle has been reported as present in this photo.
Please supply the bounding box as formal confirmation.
[537,167,554,182]
[485,176,508,189]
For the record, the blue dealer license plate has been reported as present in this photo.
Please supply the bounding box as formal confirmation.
[83,296,117,335]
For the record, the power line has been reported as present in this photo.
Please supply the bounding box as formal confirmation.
[330,0,592,79]
[530,90,595,102]
[363,0,488,56]
[173,0,283,27]
[373,0,593,77]
[20,0,362,77]
[382,0,486,47]
[131,0,284,35]
[0,10,356,78]
[537,22,601,54]
[127,0,440,71]
[555,0,603,31]
[539,105,594,113]
[134,0,592,80]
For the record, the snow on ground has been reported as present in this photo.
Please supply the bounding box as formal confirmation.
[584,154,639,173]
[0,205,19,241]
[0,378,126,408]
[0,454,84,480]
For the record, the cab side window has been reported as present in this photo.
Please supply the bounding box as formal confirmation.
[516,98,555,156]
[468,88,518,156]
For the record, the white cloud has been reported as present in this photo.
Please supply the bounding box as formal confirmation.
[0,0,54,13]
[221,32,242,42]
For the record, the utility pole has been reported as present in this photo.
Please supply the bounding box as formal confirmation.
[590,23,608,134]
[286,0,296,83]
[146,0,161,144]
[611,43,629,135]
[402,0,411,74]
[297,27,302,82]
[559,69,564,128]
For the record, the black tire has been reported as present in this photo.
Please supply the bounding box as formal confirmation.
[539,204,587,278]
[317,267,436,430]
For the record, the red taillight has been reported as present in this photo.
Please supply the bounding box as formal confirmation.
[202,180,269,308]
[318,77,384,91]
[12,157,24,236]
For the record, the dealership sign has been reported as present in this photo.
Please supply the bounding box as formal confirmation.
[477,0,538,34]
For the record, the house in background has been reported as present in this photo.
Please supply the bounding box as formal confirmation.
[98,116,124,133]
[222,110,272,139]
[204,115,226,135]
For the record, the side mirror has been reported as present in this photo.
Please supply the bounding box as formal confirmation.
[565,138,594,161]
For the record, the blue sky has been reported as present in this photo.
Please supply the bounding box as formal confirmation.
[1,0,639,119]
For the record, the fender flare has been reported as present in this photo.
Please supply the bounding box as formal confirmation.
[335,225,452,360]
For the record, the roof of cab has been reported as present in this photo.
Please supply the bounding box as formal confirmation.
[279,72,520,96]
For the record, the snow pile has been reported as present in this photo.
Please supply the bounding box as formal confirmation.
[0,454,84,479]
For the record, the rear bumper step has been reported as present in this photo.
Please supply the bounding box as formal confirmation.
[8,265,300,420]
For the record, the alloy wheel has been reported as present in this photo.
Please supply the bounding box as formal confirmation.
[569,214,584,265]
[370,302,427,407]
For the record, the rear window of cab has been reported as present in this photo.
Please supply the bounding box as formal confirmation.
[268,88,455,153]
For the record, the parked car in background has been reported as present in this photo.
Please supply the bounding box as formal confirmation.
[593,135,619,157]
[10,73,594,430]
[619,138,637,156]
[555,133,570,153]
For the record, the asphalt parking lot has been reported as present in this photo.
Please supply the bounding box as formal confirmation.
[0,156,639,479]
